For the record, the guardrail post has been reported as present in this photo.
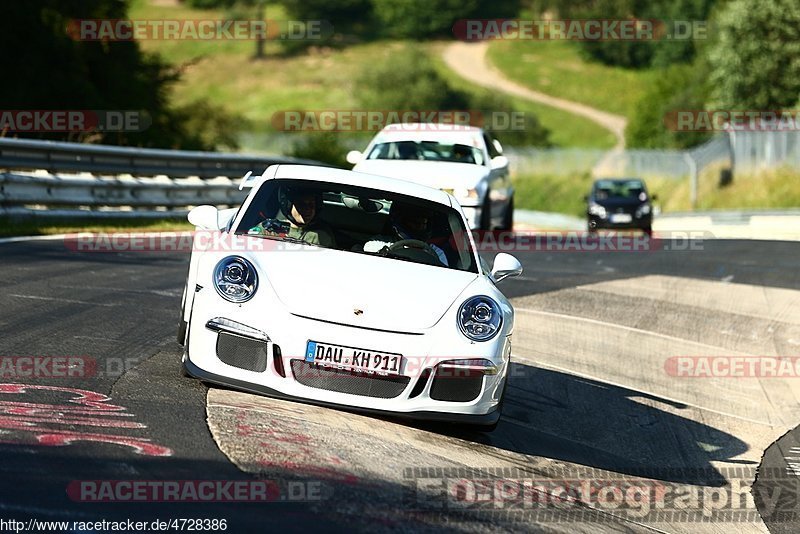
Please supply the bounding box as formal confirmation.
[684,152,698,210]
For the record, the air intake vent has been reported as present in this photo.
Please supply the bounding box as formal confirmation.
[429,367,484,402]
[291,360,409,398]
[216,333,268,372]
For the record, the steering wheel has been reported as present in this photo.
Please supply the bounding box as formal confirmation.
[387,239,442,264]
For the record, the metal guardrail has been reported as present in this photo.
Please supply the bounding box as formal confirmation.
[0,137,320,179]
[0,137,324,218]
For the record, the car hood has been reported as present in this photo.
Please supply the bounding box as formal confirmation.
[253,247,479,331]
[353,160,488,190]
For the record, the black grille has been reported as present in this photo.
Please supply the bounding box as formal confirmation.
[429,367,484,402]
[216,333,268,372]
[291,360,410,398]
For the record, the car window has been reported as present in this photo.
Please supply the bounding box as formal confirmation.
[366,141,485,166]
[593,180,648,200]
[235,179,478,273]
[484,134,500,159]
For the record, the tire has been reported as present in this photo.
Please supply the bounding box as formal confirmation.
[643,225,653,237]
[500,196,514,231]
[177,319,188,346]
[479,193,492,231]
[177,285,188,346]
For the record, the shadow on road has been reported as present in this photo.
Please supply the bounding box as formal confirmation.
[417,362,751,487]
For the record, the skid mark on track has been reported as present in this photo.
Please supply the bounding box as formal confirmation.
[0,384,172,456]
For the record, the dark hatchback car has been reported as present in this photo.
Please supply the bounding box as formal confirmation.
[585,178,656,235]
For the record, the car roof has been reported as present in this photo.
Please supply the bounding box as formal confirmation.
[265,164,453,206]
[373,123,485,144]
[593,178,645,184]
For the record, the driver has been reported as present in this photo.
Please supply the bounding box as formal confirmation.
[249,187,336,247]
[363,201,449,266]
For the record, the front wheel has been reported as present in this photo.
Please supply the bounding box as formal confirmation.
[500,196,514,231]
[177,284,188,346]
[479,193,492,231]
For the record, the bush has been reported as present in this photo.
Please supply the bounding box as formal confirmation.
[626,63,711,149]
[357,46,470,110]
[356,46,550,147]
[371,0,478,39]
[470,93,551,147]
[288,132,349,168]
[559,0,717,69]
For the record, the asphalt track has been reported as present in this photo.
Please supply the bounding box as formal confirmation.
[1,235,799,533]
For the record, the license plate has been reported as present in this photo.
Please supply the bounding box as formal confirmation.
[610,213,632,223]
[305,341,403,375]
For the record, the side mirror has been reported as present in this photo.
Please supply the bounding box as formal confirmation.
[491,253,522,283]
[492,138,504,155]
[346,150,362,165]
[490,155,509,170]
[188,205,221,230]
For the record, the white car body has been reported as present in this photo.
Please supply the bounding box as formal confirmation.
[179,164,522,429]
[348,123,514,231]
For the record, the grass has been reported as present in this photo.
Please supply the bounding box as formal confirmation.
[651,165,800,212]
[487,39,657,120]
[129,0,617,149]
[512,166,800,217]
[430,45,616,149]
[0,217,193,238]
[513,172,595,217]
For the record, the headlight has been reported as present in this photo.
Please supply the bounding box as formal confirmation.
[458,296,503,341]
[636,204,651,216]
[588,202,607,218]
[214,256,258,303]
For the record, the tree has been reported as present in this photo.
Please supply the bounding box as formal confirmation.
[708,0,800,109]
[0,0,240,149]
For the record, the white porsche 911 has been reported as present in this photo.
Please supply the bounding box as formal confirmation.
[178,164,522,431]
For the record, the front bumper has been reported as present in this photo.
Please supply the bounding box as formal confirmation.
[183,357,501,425]
[185,291,510,422]
[588,214,652,230]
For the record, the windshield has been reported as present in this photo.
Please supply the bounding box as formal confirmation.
[366,141,485,165]
[593,180,648,200]
[235,179,478,273]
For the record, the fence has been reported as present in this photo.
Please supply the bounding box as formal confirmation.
[506,130,800,208]
[0,137,322,218]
